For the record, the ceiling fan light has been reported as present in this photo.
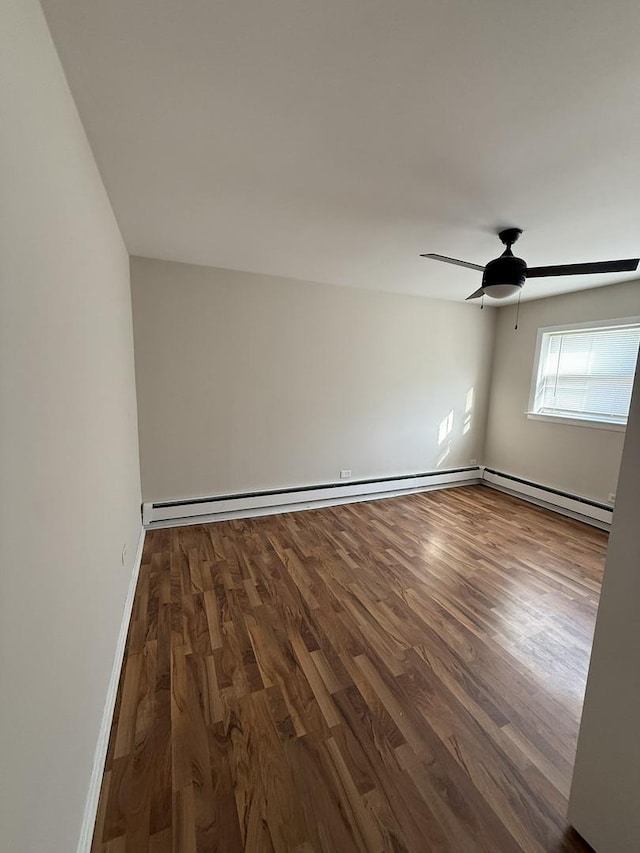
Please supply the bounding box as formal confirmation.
[483,283,522,299]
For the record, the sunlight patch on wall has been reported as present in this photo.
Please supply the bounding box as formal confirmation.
[463,387,474,435]
[438,410,454,445]
[436,445,451,467]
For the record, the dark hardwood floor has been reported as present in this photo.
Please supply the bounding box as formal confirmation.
[92,485,606,852]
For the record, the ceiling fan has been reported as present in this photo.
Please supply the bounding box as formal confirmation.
[421,228,639,301]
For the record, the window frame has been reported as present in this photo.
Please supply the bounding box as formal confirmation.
[527,316,640,432]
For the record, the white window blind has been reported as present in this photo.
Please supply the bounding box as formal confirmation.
[533,324,640,425]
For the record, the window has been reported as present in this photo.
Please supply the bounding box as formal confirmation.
[529,319,640,428]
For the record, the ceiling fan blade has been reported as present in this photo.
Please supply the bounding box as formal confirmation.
[465,287,485,300]
[527,258,639,278]
[420,253,485,272]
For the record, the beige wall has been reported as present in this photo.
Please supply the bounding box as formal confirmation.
[0,3,141,852]
[568,360,640,851]
[131,257,496,502]
[484,282,640,503]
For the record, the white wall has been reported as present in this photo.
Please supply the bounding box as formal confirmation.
[0,3,141,852]
[484,282,640,503]
[131,257,496,502]
[568,359,640,851]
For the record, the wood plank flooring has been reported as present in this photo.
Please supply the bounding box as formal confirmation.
[92,485,606,852]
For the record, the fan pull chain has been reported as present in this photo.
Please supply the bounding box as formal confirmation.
[480,293,484,310]
[514,290,522,330]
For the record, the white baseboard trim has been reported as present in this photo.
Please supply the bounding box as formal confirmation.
[141,466,613,532]
[76,526,146,853]
[142,467,482,528]
[481,468,613,530]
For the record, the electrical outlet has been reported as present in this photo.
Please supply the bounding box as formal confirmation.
[608,493,616,503]
[121,544,128,566]
[340,469,352,479]
[470,458,477,465]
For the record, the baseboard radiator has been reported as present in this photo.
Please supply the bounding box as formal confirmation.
[482,468,613,530]
[142,465,613,530]
[143,466,482,527]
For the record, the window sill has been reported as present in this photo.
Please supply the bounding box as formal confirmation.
[525,412,627,432]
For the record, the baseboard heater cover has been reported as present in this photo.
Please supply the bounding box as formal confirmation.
[482,468,613,529]
[143,466,482,526]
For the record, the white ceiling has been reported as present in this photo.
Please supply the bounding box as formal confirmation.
[42,0,640,303]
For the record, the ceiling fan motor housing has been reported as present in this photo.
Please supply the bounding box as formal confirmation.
[482,250,527,298]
